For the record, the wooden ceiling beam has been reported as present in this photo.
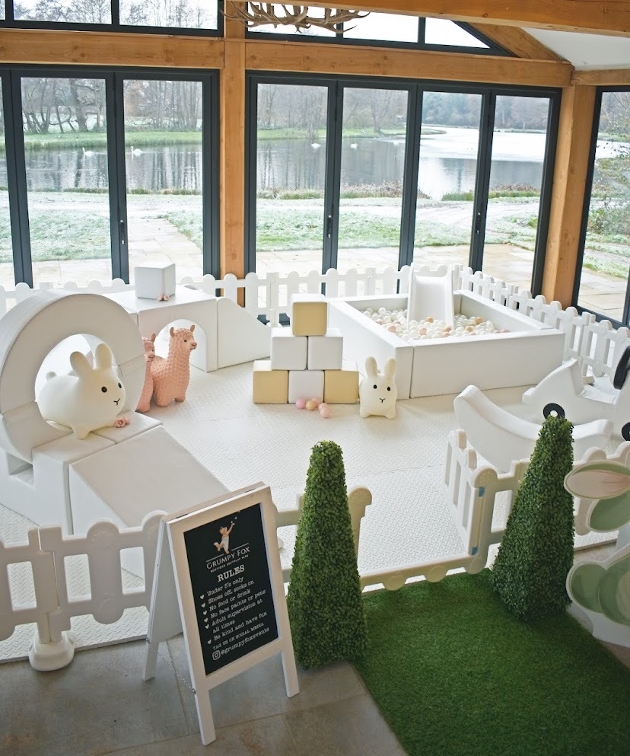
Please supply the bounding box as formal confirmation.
[468,23,565,60]
[0,29,224,68]
[303,2,630,37]
[572,68,630,85]
[246,40,573,87]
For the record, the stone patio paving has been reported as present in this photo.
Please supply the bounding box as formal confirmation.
[0,214,626,320]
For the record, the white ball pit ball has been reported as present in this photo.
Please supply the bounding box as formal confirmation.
[362,307,507,343]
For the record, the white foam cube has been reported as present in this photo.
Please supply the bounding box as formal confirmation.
[135,263,176,300]
[288,369,324,404]
[307,328,343,370]
[270,327,307,370]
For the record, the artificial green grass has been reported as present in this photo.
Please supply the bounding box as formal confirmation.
[356,570,630,756]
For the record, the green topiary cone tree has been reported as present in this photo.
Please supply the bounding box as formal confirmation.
[287,440,368,668]
[491,414,575,621]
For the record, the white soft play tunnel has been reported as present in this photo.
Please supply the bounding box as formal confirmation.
[0,290,145,462]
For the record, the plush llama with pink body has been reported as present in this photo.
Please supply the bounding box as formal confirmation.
[151,325,197,407]
[136,334,156,413]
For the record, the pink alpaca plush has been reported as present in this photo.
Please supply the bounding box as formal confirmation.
[151,325,197,407]
[136,334,156,413]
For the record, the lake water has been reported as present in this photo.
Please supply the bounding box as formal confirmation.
[5,127,605,200]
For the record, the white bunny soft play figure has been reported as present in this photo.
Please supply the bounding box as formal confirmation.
[38,342,128,439]
[359,356,398,419]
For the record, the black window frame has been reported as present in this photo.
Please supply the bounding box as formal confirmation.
[574,85,630,327]
[0,63,220,286]
[0,0,223,37]
[245,71,560,295]
[245,14,512,56]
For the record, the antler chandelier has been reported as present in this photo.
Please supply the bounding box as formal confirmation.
[224,3,370,32]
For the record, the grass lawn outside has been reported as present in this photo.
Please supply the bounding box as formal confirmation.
[0,191,628,284]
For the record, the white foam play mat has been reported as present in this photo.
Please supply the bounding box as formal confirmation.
[0,360,618,662]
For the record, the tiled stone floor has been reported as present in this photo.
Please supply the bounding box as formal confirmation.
[1,543,627,756]
[1,635,405,756]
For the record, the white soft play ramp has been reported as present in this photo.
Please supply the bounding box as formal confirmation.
[454,384,613,472]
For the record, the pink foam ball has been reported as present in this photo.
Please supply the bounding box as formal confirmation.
[295,398,306,409]
[319,403,330,418]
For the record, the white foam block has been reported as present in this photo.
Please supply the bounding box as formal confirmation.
[105,286,218,372]
[134,263,176,300]
[31,433,115,532]
[288,370,325,403]
[270,328,307,371]
[307,328,343,370]
[217,297,271,368]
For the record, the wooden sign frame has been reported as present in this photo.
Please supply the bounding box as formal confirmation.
[143,482,298,745]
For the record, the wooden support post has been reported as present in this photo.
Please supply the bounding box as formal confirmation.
[220,11,246,293]
[542,85,596,307]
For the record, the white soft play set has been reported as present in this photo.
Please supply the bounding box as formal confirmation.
[1,261,629,671]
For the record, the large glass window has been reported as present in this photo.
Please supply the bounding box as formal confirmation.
[577,90,630,323]
[0,80,12,289]
[7,0,218,30]
[482,95,550,292]
[337,86,408,273]
[14,0,112,23]
[413,91,482,269]
[123,78,205,282]
[254,83,328,274]
[0,68,217,287]
[21,76,112,286]
[249,77,558,292]
[119,0,218,29]
[246,7,503,51]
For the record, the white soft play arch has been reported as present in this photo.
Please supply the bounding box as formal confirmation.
[0,291,145,462]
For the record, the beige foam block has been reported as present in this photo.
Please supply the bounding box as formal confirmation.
[324,362,359,404]
[253,360,288,404]
[290,294,328,337]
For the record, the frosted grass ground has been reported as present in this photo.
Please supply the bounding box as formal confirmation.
[0,191,626,280]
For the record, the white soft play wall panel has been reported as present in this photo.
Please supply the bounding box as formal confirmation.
[328,296,414,399]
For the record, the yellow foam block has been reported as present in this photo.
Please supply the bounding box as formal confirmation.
[290,294,328,337]
[253,360,288,404]
[324,362,359,404]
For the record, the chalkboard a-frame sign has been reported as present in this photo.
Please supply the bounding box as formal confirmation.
[143,483,299,745]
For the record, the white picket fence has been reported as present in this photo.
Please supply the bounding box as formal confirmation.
[357,435,629,591]
[0,488,371,668]
[2,265,628,378]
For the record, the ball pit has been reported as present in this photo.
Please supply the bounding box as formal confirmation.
[363,306,510,342]
[328,292,566,399]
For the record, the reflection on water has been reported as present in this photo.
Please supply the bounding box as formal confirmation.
[258,127,548,200]
[0,127,553,198]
